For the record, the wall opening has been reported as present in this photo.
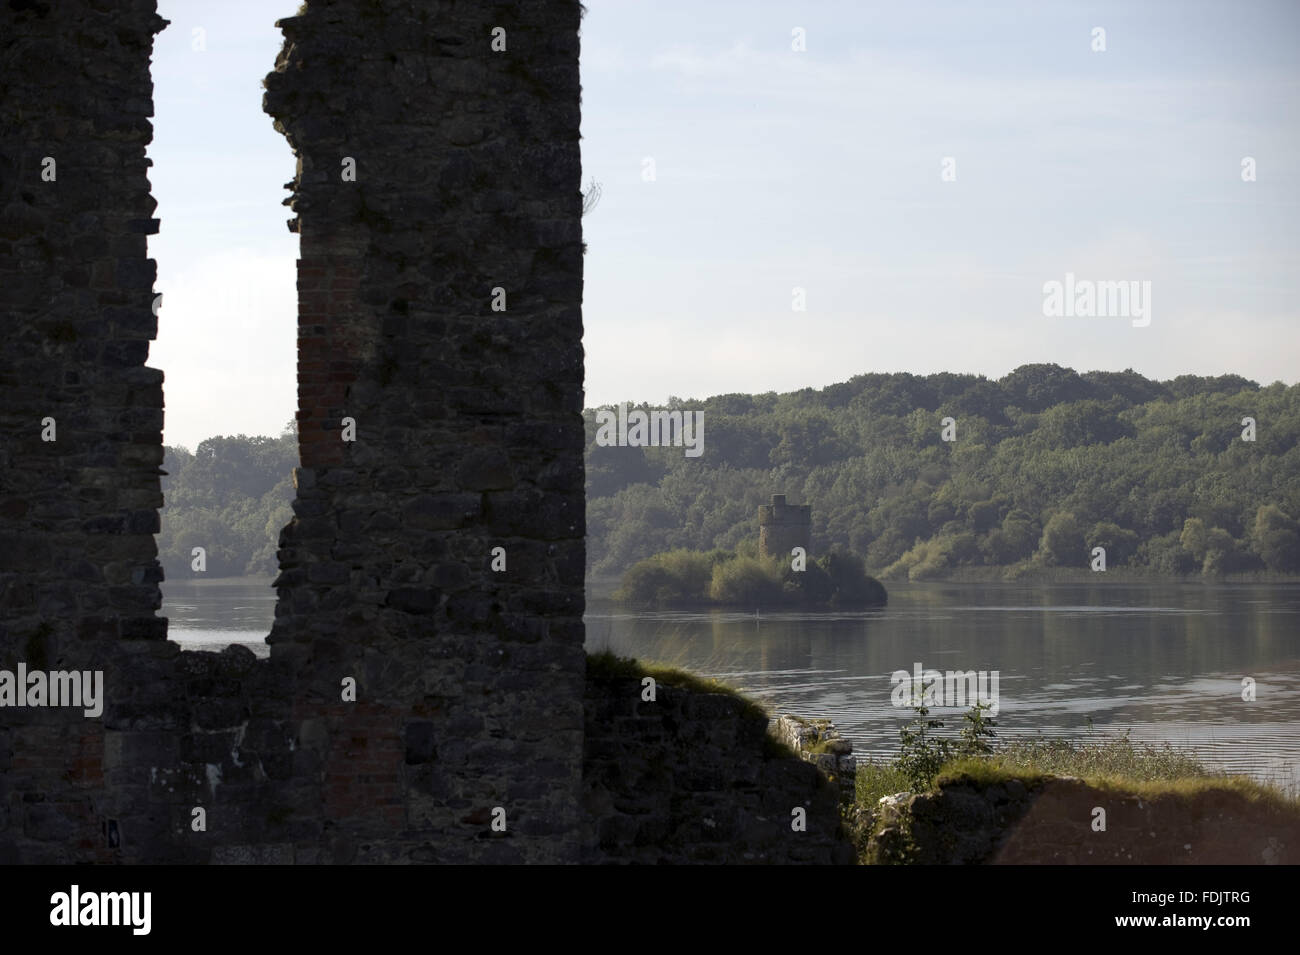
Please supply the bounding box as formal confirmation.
[147,3,300,658]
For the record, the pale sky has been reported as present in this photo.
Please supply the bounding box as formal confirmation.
[149,0,1300,451]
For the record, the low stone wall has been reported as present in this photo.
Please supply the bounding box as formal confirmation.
[869,770,1300,864]
[1,643,297,864]
[583,675,854,864]
[6,649,862,864]
[769,714,856,802]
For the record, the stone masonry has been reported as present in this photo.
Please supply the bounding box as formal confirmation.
[1,0,176,863]
[758,493,811,561]
[0,0,854,865]
[585,670,852,864]
[260,0,588,863]
[771,714,857,802]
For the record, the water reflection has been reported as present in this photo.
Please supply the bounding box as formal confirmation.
[586,582,1300,793]
[163,577,1300,792]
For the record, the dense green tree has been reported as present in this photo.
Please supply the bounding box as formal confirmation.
[586,442,656,499]
[581,368,1298,579]
[818,550,888,606]
[999,363,1097,412]
[769,410,848,467]
[968,498,1002,534]
[1179,517,1209,563]
[1037,400,1134,447]
[1082,368,1171,406]
[1166,373,1258,400]
[1252,505,1300,573]
[159,424,297,580]
[1138,531,1198,575]
[709,556,784,605]
[1088,521,1140,566]
[159,370,1300,583]
[1200,527,1239,576]
[998,510,1039,563]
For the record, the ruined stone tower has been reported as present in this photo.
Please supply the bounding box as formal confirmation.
[259,0,588,862]
[759,494,811,561]
[0,1,850,866]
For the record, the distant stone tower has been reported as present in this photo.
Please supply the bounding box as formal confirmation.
[759,494,811,561]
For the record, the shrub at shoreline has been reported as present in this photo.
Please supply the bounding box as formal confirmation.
[615,546,887,609]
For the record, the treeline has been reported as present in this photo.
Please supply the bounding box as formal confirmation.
[157,366,1300,582]
[585,365,1300,580]
[158,425,296,580]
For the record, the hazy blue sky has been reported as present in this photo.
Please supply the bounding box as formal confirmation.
[149,0,1300,451]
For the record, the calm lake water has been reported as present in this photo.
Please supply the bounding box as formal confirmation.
[163,577,1300,793]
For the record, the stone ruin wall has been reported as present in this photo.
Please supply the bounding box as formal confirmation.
[584,674,853,864]
[771,714,857,802]
[259,0,589,863]
[1,0,177,863]
[0,0,852,865]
